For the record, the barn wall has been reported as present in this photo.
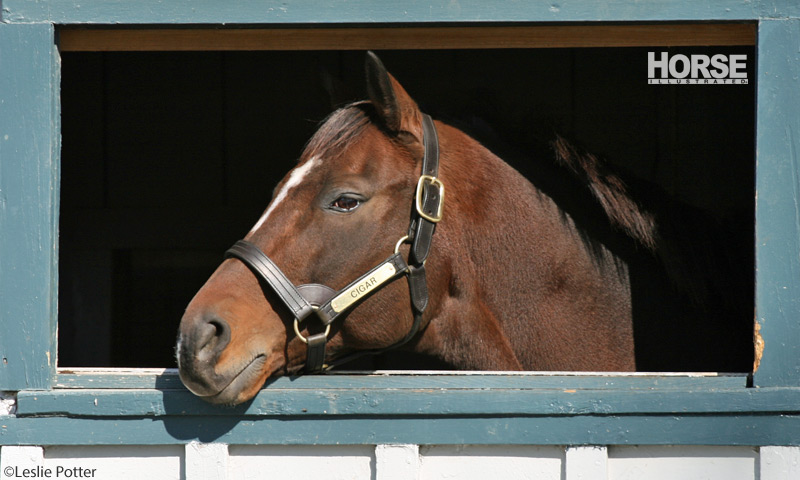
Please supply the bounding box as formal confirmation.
[3,444,797,480]
[2,3,799,479]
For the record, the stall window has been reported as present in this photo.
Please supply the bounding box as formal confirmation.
[57,28,754,373]
[8,20,799,447]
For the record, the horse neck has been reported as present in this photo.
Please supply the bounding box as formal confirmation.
[428,123,635,371]
[436,123,578,267]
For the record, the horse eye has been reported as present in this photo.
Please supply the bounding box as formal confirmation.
[331,196,361,212]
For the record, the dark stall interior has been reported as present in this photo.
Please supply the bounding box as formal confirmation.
[58,48,755,370]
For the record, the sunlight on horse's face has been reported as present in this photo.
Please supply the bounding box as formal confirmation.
[177,118,419,405]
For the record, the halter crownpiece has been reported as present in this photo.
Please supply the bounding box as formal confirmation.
[224,114,443,373]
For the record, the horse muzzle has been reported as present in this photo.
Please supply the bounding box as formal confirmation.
[176,311,232,393]
[176,310,271,405]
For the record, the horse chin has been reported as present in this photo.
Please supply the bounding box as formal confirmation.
[186,354,272,406]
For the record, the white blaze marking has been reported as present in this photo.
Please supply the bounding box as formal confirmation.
[249,156,320,234]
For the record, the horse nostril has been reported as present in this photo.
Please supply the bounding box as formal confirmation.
[195,316,231,360]
[177,313,235,397]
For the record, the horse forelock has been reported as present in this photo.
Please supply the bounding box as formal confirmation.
[551,136,658,251]
[302,102,376,162]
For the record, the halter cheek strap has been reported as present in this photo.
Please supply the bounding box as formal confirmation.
[411,112,443,265]
[224,114,443,373]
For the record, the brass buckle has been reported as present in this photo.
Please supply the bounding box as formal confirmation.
[415,175,445,223]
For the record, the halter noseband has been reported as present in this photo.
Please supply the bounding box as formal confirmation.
[224,114,443,373]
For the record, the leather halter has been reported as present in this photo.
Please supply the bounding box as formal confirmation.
[224,114,443,373]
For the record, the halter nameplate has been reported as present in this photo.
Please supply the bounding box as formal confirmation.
[330,262,397,313]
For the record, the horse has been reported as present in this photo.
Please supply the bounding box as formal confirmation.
[176,52,751,405]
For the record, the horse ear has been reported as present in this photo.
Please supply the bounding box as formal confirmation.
[365,51,423,143]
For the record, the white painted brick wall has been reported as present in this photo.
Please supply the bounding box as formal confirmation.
[227,445,373,480]
[1,444,797,480]
[419,445,562,480]
[566,446,608,480]
[376,444,420,480]
[608,446,758,480]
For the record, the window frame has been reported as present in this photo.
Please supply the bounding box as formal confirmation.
[1,0,799,446]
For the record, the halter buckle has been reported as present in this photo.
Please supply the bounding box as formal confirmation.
[415,175,445,223]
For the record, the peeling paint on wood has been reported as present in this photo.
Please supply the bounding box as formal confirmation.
[0,392,16,416]
[12,382,798,418]
[2,0,799,25]
[754,320,765,373]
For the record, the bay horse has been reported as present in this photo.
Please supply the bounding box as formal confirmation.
[176,52,749,405]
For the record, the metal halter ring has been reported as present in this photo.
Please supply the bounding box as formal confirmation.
[293,314,331,345]
[394,234,427,266]
[394,235,410,254]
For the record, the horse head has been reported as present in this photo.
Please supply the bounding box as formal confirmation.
[177,51,652,406]
[176,53,439,405]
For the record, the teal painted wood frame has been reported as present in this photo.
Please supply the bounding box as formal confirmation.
[4,371,800,446]
[753,17,800,387]
[1,0,799,446]
[0,23,59,391]
[2,0,799,24]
